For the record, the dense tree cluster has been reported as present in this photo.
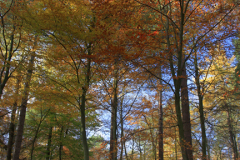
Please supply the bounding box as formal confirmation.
[0,0,239,159]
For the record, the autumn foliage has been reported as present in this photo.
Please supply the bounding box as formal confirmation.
[0,0,240,160]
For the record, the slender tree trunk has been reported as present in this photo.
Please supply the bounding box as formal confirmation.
[7,77,20,160]
[13,49,36,160]
[165,9,187,159]
[150,123,156,160]
[227,106,238,160]
[168,41,187,160]
[110,63,118,160]
[59,126,64,160]
[174,90,187,160]
[181,55,193,160]
[143,141,146,160]
[80,53,91,160]
[30,109,49,160]
[168,37,187,159]
[81,82,89,160]
[46,127,52,160]
[120,96,124,160]
[194,53,207,159]
[138,134,142,160]
[158,65,163,160]
[175,126,178,160]
[235,135,238,160]
[30,122,41,160]
[175,1,193,159]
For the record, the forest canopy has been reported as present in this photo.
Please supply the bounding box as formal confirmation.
[0,0,239,160]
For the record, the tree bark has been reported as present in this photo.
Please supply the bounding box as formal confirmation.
[80,51,91,160]
[46,127,52,160]
[138,134,142,160]
[167,24,187,160]
[7,76,20,160]
[59,126,64,160]
[175,126,178,160]
[150,116,156,160]
[13,49,36,160]
[194,53,207,159]
[120,96,124,160]
[143,141,146,160]
[181,57,193,160]
[165,7,188,159]
[174,90,187,160]
[158,65,163,160]
[110,63,118,160]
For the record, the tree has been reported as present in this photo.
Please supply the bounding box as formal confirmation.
[2,0,239,159]
[193,51,207,159]
[203,48,239,159]
[0,0,16,99]
[16,1,100,159]
[6,74,21,160]
[13,35,37,160]
[94,1,239,159]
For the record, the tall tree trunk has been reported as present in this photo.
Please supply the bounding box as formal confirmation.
[181,55,193,160]
[227,106,238,160]
[110,63,118,160]
[138,134,142,160]
[158,65,163,160]
[7,76,20,160]
[194,53,207,159]
[80,51,91,160]
[143,141,146,160]
[175,1,193,159]
[174,90,187,160]
[150,118,156,160]
[165,8,187,159]
[46,127,52,160]
[175,126,178,160]
[80,88,89,160]
[168,30,187,160]
[120,96,124,160]
[59,126,64,160]
[13,48,36,160]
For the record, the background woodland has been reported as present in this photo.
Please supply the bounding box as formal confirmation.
[0,0,240,159]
